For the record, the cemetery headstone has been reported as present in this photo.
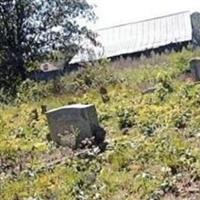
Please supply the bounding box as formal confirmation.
[46,104,105,149]
[190,58,200,81]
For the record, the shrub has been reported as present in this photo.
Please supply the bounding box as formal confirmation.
[15,80,49,103]
[156,71,173,101]
[117,108,136,130]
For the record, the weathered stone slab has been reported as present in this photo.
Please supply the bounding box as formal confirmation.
[46,104,105,148]
[190,58,200,81]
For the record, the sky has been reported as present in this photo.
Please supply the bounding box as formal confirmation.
[88,0,200,29]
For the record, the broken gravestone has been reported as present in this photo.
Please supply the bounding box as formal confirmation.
[46,104,105,149]
[190,58,200,81]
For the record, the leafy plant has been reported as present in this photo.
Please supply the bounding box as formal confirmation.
[117,108,136,130]
[0,0,96,91]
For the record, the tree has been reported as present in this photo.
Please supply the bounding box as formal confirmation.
[191,12,200,46]
[0,0,96,91]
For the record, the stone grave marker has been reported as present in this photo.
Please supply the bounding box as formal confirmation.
[190,58,200,81]
[46,104,105,149]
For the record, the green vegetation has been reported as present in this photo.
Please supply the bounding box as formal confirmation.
[1,49,200,199]
[0,0,96,94]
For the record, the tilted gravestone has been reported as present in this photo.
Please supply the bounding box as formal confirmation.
[46,104,105,149]
[190,58,200,81]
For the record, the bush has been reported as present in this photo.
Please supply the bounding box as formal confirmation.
[156,71,173,101]
[15,80,49,103]
[117,108,136,130]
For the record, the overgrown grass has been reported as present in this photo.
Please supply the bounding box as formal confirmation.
[1,49,200,200]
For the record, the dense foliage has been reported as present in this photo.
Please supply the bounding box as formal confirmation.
[1,50,200,199]
[191,12,200,46]
[0,0,96,92]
